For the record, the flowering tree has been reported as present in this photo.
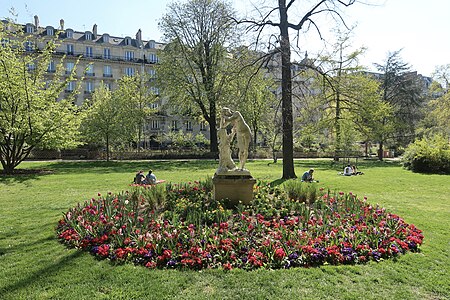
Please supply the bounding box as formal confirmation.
[0,21,81,174]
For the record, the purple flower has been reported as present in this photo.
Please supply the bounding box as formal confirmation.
[288,252,299,260]
[167,259,177,267]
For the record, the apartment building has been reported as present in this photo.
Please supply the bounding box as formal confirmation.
[17,16,210,148]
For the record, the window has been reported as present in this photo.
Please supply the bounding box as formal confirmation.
[66,62,75,74]
[85,46,93,58]
[171,120,178,131]
[103,65,112,77]
[103,48,111,59]
[151,102,159,109]
[124,37,132,46]
[25,41,33,51]
[66,81,75,92]
[148,69,156,82]
[85,64,94,76]
[186,121,193,131]
[26,24,34,33]
[124,67,135,76]
[150,86,159,95]
[200,122,207,131]
[102,34,109,43]
[1,38,10,47]
[125,51,134,61]
[148,40,155,49]
[149,54,158,63]
[66,44,74,55]
[47,60,56,73]
[46,27,54,36]
[85,81,94,93]
[151,120,160,130]
[66,29,73,39]
[85,32,92,40]
[27,63,36,71]
[104,82,112,90]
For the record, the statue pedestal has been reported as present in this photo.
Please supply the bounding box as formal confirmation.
[212,173,256,207]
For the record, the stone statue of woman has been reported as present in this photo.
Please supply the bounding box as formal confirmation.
[216,127,236,174]
[221,107,251,170]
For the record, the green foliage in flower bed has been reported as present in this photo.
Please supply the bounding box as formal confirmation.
[403,135,450,174]
[56,180,423,270]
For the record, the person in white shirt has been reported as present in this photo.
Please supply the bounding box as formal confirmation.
[343,164,353,176]
[146,169,157,184]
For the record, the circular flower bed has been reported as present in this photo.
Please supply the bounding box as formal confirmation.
[56,180,424,270]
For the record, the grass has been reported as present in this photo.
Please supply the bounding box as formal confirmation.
[0,159,449,299]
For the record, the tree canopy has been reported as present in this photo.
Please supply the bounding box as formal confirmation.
[157,0,238,153]
[0,21,82,173]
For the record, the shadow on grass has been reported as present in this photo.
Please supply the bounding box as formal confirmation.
[294,158,402,172]
[0,172,49,185]
[42,159,218,175]
[0,235,55,256]
[0,159,402,184]
[269,178,289,187]
[0,250,84,297]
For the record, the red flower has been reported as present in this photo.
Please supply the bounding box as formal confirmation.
[223,262,232,270]
[274,248,286,260]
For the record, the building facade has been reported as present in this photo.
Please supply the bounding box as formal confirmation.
[18,16,210,149]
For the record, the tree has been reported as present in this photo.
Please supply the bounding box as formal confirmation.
[226,48,278,150]
[81,82,134,161]
[0,21,82,174]
[432,64,450,89]
[237,0,358,179]
[113,73,156,150]
[318,27,365,160]
[157,0,238,153]
[420,90,450,140]
[375,50,425,160]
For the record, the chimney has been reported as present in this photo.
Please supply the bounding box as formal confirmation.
[60,19,65,30]
[136,29,142,42]
[92,24,97,38]
[34,15,39,28]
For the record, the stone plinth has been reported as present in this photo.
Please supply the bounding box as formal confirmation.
[212,174,256,207]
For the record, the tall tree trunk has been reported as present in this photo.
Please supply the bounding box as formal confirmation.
[209,107,218,153]
[378,141,384,161]
[334,45,343,161]
[106,134,110,162]
[334,92,341,161]
[279,0,296,179]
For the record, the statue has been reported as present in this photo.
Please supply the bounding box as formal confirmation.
[220,107,251,170]
[216,127,236,173]
[213,107,255,206]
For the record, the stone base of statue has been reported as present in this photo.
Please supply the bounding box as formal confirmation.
[213,169,256,207]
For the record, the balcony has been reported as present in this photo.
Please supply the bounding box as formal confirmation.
[103,74,113,78]
[85,72,95,77]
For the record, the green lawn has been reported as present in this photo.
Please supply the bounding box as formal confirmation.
[1,159,449,299]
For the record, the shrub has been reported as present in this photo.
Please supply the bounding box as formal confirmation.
[403,135,450,174]
[282,180,318,204]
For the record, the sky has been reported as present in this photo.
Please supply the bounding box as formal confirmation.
[1,0,449,77]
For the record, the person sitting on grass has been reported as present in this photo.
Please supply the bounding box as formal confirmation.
[301,168,318,182]
[134,170,146,184]
[343,164,353,176]
[352,165,364,175]
[146,169,157,185]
